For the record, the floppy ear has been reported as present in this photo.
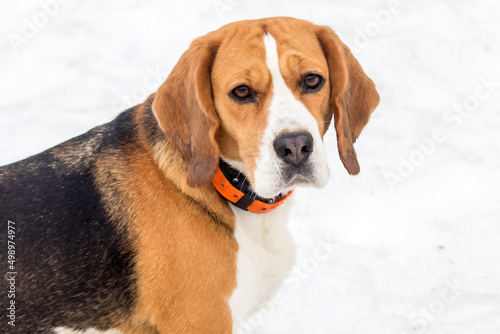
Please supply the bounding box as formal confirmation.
[152,37,221,187]
[316,26,380,175]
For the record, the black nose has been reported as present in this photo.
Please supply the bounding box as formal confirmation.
[273,132,314,167]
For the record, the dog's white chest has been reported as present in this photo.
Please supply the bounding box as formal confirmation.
[229,200,296,332]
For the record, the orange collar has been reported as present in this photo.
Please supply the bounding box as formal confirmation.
[211,162,292,214]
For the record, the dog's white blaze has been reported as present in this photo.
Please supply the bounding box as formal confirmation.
[228,200,295,332]
[252,33,329,198]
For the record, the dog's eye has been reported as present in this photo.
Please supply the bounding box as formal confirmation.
[233,85,250,98]
[302,74,323,92]
[230,85,254,102]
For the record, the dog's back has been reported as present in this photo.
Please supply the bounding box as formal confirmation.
[0,110,137,333]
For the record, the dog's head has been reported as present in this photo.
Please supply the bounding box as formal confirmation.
[152,17,379,199]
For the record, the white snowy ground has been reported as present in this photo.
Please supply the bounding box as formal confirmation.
[1,0,500,333]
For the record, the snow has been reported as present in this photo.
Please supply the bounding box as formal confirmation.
[1,0,500,333]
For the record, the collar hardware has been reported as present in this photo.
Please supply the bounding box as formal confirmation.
[211,160,292,214]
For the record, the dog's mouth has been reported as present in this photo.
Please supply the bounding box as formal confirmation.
[269,169,316,197]
[283,173,312,188]
[281,163,314,185]
[253,165,319,199]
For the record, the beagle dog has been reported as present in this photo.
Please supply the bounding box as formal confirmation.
[0,17,379,333]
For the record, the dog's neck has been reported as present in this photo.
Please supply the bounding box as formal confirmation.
[212,159,292,214]
[133,99,236,228]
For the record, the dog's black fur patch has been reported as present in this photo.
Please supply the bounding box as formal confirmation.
[0,109,139,333]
